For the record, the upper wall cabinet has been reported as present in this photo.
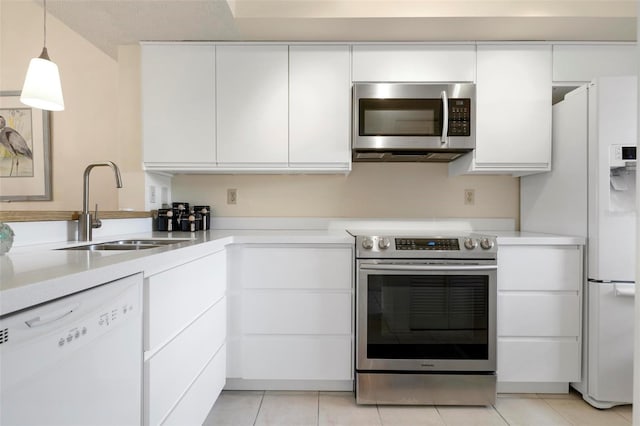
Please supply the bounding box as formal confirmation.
[142,44,216,169]
[289,45,351,168]
[352,44,476,82]
[553,44,637,83]
[449,44,552,176]
[216,45,289,167]
[142,43,351,173]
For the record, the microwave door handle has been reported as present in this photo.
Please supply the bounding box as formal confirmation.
[440,90,449,144]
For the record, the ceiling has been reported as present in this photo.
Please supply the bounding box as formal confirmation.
[39,0,637,59]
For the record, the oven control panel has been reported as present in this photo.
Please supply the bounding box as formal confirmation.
[354,235,497,259]
[396,238,459,251]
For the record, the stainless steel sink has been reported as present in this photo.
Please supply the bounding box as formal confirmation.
[59,239,191,251]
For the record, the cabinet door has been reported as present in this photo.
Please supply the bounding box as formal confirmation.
[553,44,637,83]
[145,250,226,352]
[141,44,216,166]
[216,45,289,166]
[146,300,225,426]
[289,45,351,168]
[474,45,552,169]
[239,246,352,290]
[498,340,580,383]
[498,246,581,291]
[352,44,476,82]
[242,336,352,380]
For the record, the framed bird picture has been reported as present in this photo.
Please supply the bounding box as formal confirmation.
[0,91,52,201]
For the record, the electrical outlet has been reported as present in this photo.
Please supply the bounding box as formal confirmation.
[227,188,238,205]
[149,186,157,204]
[464,189,475,205]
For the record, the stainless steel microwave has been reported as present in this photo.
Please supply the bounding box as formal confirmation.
[352,83,475,162]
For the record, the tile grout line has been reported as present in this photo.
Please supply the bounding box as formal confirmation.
[252,390,266,426]
[492,402,512,426]
[538,396,575,426]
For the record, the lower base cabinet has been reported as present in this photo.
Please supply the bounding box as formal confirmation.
[496,244,582,393]
[226,244,353,390]
[144,250,227,425]
[162,345,226,426]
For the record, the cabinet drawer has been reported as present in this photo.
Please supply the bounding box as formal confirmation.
[498,339,580,382]
[146,299,226,426]
[163,345,226,426]
[239,247,352,290]
[243,292,351,335]
[498,246,581,291]
[242,336,352,381]
[145,251,226,351]
[498,294,579,337]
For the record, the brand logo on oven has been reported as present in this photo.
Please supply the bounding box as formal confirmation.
[421,363,436,368]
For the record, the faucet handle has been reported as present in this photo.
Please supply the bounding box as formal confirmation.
[93,203,102,229]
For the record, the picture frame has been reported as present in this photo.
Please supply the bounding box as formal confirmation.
[0,91,52,201]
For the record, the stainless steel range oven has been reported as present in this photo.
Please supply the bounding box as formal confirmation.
[353,234,497,406]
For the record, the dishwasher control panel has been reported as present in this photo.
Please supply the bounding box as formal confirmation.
[0,275,141,354]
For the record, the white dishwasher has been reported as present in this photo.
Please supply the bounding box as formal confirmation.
[0,273,143,426]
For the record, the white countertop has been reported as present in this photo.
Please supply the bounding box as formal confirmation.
[0,226,583,317]
[1,229,353,316]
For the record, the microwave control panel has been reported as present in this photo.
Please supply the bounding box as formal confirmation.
[448,99,471,136]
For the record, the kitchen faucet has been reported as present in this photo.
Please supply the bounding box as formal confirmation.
[78,161,123,241]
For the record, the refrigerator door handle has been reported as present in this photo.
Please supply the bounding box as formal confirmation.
[614,284,635,297]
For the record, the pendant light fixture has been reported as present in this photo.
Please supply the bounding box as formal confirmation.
[20,0,65,111]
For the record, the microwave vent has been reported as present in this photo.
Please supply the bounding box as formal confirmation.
[353,150,466,163]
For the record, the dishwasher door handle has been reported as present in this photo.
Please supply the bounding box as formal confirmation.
[360,264,497,272]
[25,303,79,328]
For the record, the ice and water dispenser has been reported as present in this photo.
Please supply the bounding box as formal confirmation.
[609,145,637,213]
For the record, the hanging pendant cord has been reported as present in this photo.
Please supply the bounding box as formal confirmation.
[43,0,47,47]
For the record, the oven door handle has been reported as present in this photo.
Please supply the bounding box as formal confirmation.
[360,264,497,272]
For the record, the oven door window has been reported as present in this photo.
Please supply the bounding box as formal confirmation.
[359,99,442,136]
[367,274,489,360]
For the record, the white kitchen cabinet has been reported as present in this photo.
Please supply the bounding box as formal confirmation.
[141,43,216,169]
[352,44,476,82]
[289,45,351,170]
[144,250,226,426]
[216,45,289,166]
[496,245,582,393]
[226,244,353,390]
[449,44,552,176]
[552,43,637,83]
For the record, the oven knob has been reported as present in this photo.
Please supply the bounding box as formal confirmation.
[362,238,374,250]
[480,238,495,250]
[378,237,391,250]
[464,238,478,250]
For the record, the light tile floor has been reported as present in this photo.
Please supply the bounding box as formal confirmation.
[204,389,632,426]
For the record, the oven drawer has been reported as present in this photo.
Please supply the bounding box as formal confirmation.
[498,339,580,382]
[498,293,579,337]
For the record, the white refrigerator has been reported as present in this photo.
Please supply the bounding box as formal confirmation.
[521,76,637,408]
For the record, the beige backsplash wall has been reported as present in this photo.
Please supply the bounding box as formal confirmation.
[0,1,143,212]
[172,164,520,219]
